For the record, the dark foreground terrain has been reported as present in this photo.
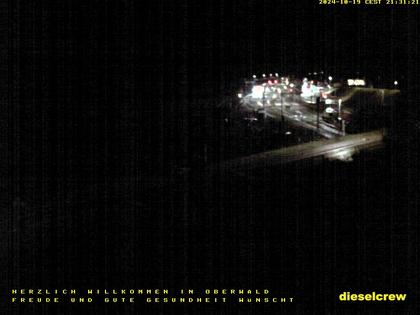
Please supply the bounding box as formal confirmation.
[5,89,420,314]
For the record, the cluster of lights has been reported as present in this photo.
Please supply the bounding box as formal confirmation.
[252,73,281,79]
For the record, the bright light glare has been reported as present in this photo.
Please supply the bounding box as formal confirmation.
[394,80,398,85]
[327,148,354,162]
[237,93,243,98]
[325,107,334,113]
[348,79,365,86]
[252,85,265,98]
[328,76,333,81]
[252,75,257,78]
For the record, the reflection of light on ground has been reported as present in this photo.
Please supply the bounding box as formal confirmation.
[326,147,355,162]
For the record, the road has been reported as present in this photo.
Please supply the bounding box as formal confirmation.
[241,93,344,139]
[205,88,389,171]
[211,129,385,172]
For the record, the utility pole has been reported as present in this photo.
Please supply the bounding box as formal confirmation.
[280,89,284,123]
[316,96,320,130]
